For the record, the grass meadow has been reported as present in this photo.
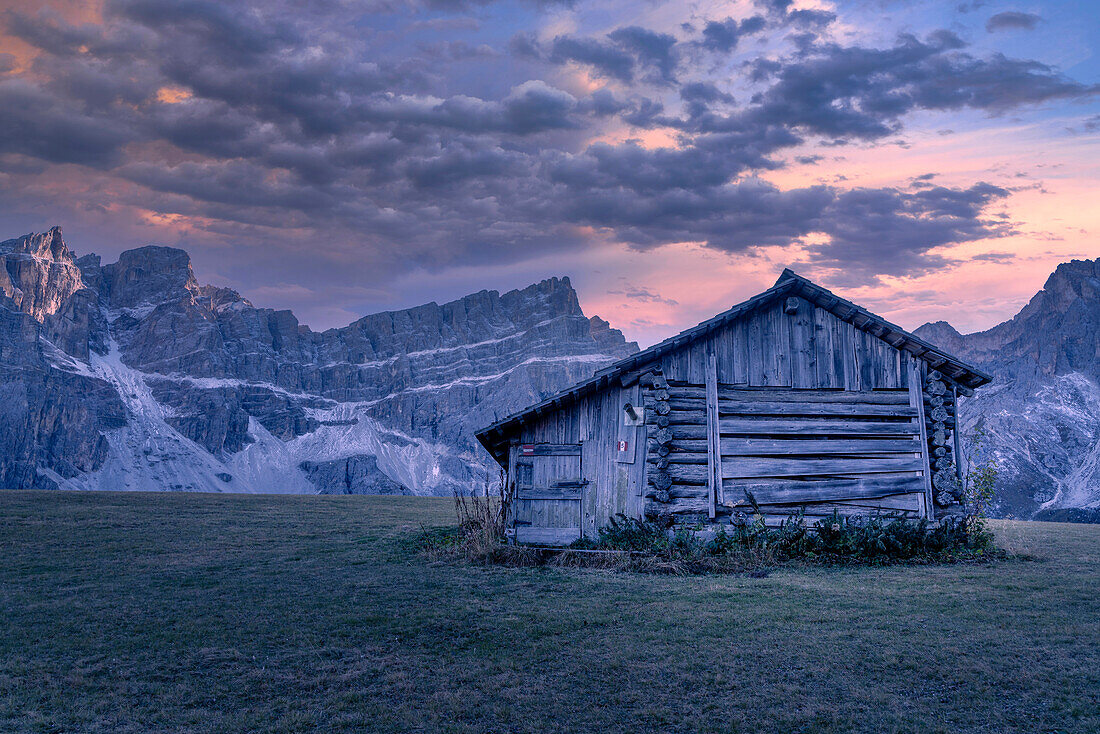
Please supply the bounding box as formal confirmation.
[1,491,1097,733]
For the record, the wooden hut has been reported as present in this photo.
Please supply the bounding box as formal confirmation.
[475,270,992,545]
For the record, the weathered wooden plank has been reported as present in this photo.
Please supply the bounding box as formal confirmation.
[647,451,708,465]
[952,383,964,488]
[773,301,793,386]
[649,410,707,425]
[654,397,916,417]
[668,411,919,426]
[755,502,919,518]
[506,442,519,526]
[515,526,582,546]
[672,423,922,440]
[748,308,766,385]
[788,296,816,389]
[517,488,583,501]
[646,497,715,516]
[668,457,921,484]
[843,317,860,390]
[652,443,921,464]
[753,492,923,514]
[645,484,708,500]
[720,437,922,456]
[909,355,934,517]
[519,443,581,456]
[667,387,910,404]
[720,402,917,417]
[723,457,922,479]
[729,506,919,527]
[717,419,920,436]
[723,474,926,505]
[705,345,721,519]
[661,437,922,455]
[813,304,839,388]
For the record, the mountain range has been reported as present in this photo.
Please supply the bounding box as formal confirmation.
[2,226,1098,518]
[0,227,636,496]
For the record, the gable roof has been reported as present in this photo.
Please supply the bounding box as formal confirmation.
[475,268,992,460]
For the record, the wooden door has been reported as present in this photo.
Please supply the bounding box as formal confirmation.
[513,444,586,545]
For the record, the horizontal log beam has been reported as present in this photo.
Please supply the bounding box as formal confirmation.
[669,423,922,440]
[667,387,910,404]
[724,474,926,505]
[646,400,918,420]
[721,437,922,456]
[656,437,923,456]
[725,457,923,480]
[755,492,923,514]
[664,457,922,484]
[717,420,920,437]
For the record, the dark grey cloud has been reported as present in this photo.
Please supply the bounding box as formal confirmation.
[606,26,678,84]
[549,35,636,81]
[742,31,1096,141]
[0,79,132,167]
[0,0,1090,307]
[698,15,767,54]
[986,11,1041,33]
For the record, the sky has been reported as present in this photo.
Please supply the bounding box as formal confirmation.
[0,0,1097,347]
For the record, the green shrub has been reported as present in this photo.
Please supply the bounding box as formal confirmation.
[591,514,667,551]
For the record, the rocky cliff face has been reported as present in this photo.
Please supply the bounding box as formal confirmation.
[0,227,637,495]
[914,258,1100,518]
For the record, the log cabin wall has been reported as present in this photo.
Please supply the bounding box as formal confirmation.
[642,296,934,527]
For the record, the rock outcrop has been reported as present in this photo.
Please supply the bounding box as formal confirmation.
[301,455,412,495]
[915,258,1100,518]
[0,227,637,495]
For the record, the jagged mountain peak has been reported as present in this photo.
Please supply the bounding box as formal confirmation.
[0,226,73,263]
[913,319,963,342]
[1020,257,1100,318]
[102,245,201,309]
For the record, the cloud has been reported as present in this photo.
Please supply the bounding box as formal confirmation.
[548,35,636,81]
[608,284,679,306]
[0,79,132,167]
[698,16,767,54]
[741,31,1096,142]
[971,251,1016,262]
[986,11,1041,33]
[606,26,678,84]
[0,0,1090,318]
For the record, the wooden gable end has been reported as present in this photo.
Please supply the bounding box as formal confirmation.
[655,296,908,390]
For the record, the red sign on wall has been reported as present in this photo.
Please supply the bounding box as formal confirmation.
[616,440,629,453]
